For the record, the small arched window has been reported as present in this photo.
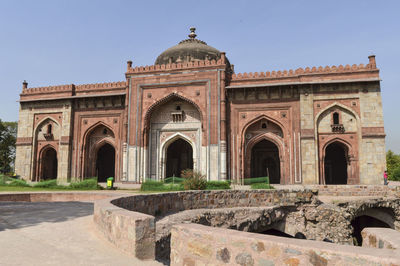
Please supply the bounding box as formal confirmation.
[176,105,181,111]
[103,128,108,135]
[333,112,340,125]
[47,124,52,134]
[261,123,267,129]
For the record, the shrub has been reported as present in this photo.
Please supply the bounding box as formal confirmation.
[33,179,62,188]
[244,177,270,185]
[251,183,273,189]
[183,171,207,190]
[69,178,100,190]
[8,179,30,187]
[181,169,193,179]
[391,166,400,181]
[206,181,231,190]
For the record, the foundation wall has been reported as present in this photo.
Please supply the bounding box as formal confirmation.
[170,223,400,266]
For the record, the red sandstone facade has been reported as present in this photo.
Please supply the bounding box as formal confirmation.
[15,28,386,184]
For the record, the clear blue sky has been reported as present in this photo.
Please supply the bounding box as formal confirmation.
[0,0,399,152]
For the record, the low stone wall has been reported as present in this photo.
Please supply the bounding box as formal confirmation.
[362,228,400,250]
[312,185,400,197]
[171,223,400,266]
[93,197,155,260]
[0,192,116,202]
[111,189,314,218]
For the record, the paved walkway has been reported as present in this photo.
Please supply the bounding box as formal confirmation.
[0,201,160,266]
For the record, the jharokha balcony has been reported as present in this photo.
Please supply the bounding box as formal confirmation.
[43,133,54,140]
[331,124,345,133]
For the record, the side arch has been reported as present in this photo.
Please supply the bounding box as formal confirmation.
[244,133,284,183]
[32,117,60,181]
[315,103,361,185]
[81,122,117,180]
[38,144,58,180]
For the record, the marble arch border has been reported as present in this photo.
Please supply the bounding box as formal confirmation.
[159,132,198,180]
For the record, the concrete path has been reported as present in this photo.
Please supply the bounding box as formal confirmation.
[0,201,161,266]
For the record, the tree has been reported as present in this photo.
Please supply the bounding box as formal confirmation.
[386,150,400,181]
[0,120,17,174]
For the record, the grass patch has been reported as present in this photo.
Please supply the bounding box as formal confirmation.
[0,177,103,191]
[69,178,100,190]
[250,183,274,189]
[140,179,184,192]
[0,186,73,192]
[164,176,185,184]
[33,179,64,188]
[8,179,30,187]
[206,181,231,190]
[243,177,270,185]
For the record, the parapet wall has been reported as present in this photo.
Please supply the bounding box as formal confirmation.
[171,223,400,266]
[362,228,400,250]
[93,197,155,260]
[311,185,400,197]
[111,189,314,217]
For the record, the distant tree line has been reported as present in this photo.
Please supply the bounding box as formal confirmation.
[0,120,17,174]
[386,150,400,181]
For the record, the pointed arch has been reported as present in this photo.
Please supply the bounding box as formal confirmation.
[241,114,285,138]
[159,132,197,179]
[38,144,58,181]
[82,121,115,142]
[143,93,204,131]
[244,133,284,183]
[322,137,352,153]
[315,102,360,128]
[34,117,60,134]
[81,121,116,179]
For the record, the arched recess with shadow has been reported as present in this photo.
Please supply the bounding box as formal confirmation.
[324,141,349,184]
[95,143,116,182]
[250,139,281,184]
[351,207,395,246]
[241,115,286,184]
[83,123,116,182]
[39,145,58,180]
[165,138,193,178]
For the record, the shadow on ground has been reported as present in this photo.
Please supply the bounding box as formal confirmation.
[0,201,93,231]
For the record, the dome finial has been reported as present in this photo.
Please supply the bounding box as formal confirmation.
[188,27,197,39]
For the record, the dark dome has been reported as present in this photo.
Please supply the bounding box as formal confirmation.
[155,28,223,65]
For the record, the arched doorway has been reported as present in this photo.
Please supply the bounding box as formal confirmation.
[324,142,348,184]
[250,139,280,184]
[166,138,193,177]
[96,143,115,182]
[41,147,57,180]
[351,215,391,246]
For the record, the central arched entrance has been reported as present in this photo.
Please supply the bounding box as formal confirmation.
[324,142,348,184]
[41,147,57,180]
[251,139,280,184]
[96,143,115,182]
[166,138,193,177]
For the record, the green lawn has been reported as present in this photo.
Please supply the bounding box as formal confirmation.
[0,186,103,192]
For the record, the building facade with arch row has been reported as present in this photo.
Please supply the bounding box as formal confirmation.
[15,28,386,185]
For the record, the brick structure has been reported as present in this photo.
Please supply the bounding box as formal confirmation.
[15,28,386,184]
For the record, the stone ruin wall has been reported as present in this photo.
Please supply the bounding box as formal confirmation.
[94,188,400,263]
